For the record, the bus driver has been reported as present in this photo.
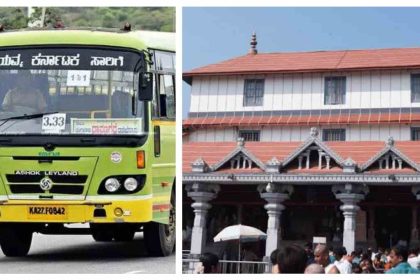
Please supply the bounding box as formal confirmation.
[2,72,47,113]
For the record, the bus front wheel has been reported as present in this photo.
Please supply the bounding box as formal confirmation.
[90,224,113,242]
[144,195,175,256]
[0,224,33,257]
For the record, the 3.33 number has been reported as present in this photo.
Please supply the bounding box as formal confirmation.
[43,116,65,127]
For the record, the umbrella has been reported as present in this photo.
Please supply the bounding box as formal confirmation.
[214,224,267,242]
[213,224,266,273]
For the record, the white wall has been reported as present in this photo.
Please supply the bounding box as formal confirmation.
[186,124,415,142]
[189,69,416,113]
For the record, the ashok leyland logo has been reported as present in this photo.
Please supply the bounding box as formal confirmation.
[39,177,53,191]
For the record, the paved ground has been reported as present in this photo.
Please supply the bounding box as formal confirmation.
[0,231,175,274]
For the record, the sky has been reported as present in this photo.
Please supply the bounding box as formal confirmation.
[182,7,420,118]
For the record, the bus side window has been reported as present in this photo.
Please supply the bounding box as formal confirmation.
[152,74,160,118]
[150,50,175,119]
[157,74,175,119]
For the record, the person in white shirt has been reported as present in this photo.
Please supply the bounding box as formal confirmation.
[304,263,325,274]
[407,248,420,270]
[333,246,352,274]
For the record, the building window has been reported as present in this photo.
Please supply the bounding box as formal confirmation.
[411,74,420,102]
[411,127,420,140]
[239,130,260,141]
[243,79,264,106]
[322,129,346,141]
[324,76,346,105]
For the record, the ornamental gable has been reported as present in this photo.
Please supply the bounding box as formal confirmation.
[360,137,419,172]
[281,128,344,173]
[211,138,265,172]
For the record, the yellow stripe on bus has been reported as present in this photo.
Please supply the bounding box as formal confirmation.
[152,120,175,126]
[153,195,170,204]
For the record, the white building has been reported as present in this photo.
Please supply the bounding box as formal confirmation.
[183,34,420,262]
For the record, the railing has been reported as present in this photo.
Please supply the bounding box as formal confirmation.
[182,258,199,274]
[182,250,190,258]
[182,258,269,274]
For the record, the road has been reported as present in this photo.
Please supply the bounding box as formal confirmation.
[0,231,175,274]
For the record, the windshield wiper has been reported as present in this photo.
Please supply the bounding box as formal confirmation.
[0,111,58,129]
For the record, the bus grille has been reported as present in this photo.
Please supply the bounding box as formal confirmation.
[6,174,88,195]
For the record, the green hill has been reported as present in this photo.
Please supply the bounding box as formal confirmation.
[0,7,175,32]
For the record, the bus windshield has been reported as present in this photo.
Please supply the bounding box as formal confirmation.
[0,47,146,136]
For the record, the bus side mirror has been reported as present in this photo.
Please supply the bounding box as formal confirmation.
[139,72,153,101]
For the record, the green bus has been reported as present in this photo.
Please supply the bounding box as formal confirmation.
[0,28,176,257]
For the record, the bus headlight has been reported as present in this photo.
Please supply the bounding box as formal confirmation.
[98,175,146,194]
[124,177,138,191]
[105,178,120,193]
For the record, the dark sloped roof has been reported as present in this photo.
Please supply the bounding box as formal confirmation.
[184,47,420,82]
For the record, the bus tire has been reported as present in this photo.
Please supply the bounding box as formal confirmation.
[114,229,135,242]
[92,231,113,242]
[0,224,32,257]
[90,224,113,242]
[144,193,175,256]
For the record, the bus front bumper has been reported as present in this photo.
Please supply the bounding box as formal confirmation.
[0,199,153,223]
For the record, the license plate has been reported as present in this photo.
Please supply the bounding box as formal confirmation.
[27,206,68,220]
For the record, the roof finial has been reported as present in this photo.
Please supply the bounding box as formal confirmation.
[237,137,245,147]
[386,136,394,147]
[249,32,257,55]
[310,127,319,138]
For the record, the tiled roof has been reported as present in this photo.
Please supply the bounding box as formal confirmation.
[182,141,301,173]
[183,112,420,129]
[183,142,237,172]
[395,141,420,163]
[184,47,420,80]
[183,140,420,174]
[326,141,385,166]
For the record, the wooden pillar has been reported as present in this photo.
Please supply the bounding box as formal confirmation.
[237,204,243,224]
[368,207,376,242]
[356,210,367,242]
[411,206,419,243]
[411,186,420,246]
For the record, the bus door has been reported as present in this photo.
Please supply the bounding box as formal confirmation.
[150,50,176,196]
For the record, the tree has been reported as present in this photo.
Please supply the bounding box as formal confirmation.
[0,7,175,31]
[0,8,28,29]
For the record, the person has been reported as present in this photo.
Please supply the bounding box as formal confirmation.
[360,258,375,273]
[407,247,420,270]
[382,248,392,272]
[277,244,307,273]
[328,245,336,263]
[182,222,192,244]
[0,71,18,99]
[347,251,356,264]
[196,252,219,274]
[304,263,325,274]
[382,248,390,263]
[333,246,352,274]
[2,72,47,113]
[270,249,279,273]
[304,242,315,265]
[314,244,339,274]
[352,263,362,273]
[352,248,362,265]
[367,247,373,261]
[373,253,385,271]
[386,245,420,274]
[241,244,258,273]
